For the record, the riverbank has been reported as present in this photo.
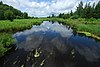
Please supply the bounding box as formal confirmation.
[0,18,100,57]
[0,19,43,57]
[52,18,100,41]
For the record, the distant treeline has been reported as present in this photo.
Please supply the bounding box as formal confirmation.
[48,1,100,19]
[0,1,32,21]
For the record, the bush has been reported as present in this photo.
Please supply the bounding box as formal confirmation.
[89,17,96,21]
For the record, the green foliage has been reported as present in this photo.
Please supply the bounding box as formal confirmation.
[58,13,64,18]
[76,1,84,18]
[57,1,100,19]
[4,10,14,22]
[0,18,100,57]
[76,1,100,19]
[0,19,46,32]
[0,44,7,57]
[58,13,71,19]
[0,33,15,57]
[70,15,79,19]
[0,1,3,5]
[52,14,55,17]
[23,12,28,19]
[94,1,100,19]
[0,1,29,20]
[51,18,100,36]
[70,10,73,16]
[0,18,48,57]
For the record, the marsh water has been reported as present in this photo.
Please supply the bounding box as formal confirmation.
[0,21,100,67]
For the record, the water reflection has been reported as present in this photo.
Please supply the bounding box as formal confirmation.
[0,21,100,67]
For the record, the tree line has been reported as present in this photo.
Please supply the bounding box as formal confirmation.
[48,1,100,19]
[0,1,29,21]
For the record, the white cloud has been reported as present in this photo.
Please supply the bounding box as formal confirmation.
[0,0,99,17]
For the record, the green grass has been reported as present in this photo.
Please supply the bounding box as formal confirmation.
[0,33,15,57]
[0,19,44,32]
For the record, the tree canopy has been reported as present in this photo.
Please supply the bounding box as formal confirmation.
[4,10,14,22]
[0,1,29,20]
[56,1,100,19]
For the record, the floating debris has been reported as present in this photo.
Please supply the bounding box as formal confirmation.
[20,64,24,67]
[34,49,40,58]
[71,49,75,55]
[32,63,34,67]
[40,59,45,66]
[13,60,17,64]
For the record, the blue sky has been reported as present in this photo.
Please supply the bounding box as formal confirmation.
[0,0,99,17]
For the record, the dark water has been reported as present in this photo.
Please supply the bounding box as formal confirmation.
[0,21,100,67]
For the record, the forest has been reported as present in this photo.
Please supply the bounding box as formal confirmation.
[0,1,28,21]
[49,1,100,19]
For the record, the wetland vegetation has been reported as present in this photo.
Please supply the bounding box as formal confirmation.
[0,0,100,67]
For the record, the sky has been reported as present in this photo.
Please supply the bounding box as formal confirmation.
[0,0,99,17]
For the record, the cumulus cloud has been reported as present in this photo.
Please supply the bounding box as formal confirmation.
[0,0,99,17]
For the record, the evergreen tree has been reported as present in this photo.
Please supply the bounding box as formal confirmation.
[94,1,100,19]
[23,12,28,19]
[70,10,73,16]
[52,14,55,17]
[76,1,84,17]
[0,1,3,5]
[84,2,93,18]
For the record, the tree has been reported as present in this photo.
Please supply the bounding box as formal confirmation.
[0,10,5,20]
[23,12,28,19]
[58,13,62,18]
[84,2,93,18]
[0,1,3,5]
[76,1,84,18]
[0,2,29,20]
[94,1,100,19]
[91,3,95,18]
[52,14,55,17]
[70,10,73,16]
[4,10,14,22]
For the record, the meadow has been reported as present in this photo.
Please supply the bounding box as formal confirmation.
[0,18,100,57]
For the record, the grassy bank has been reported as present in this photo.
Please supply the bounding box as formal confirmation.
[0,19,46,32]
[0,33,15,57]
[0,18,100,57]
[0,19,45,57]
[52,18,100,40]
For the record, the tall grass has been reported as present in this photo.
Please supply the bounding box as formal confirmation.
[0,19,44,32]
[0,33,15,57]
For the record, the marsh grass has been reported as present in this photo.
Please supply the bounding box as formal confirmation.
[0,19,44,32]
[0,33,16,57]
